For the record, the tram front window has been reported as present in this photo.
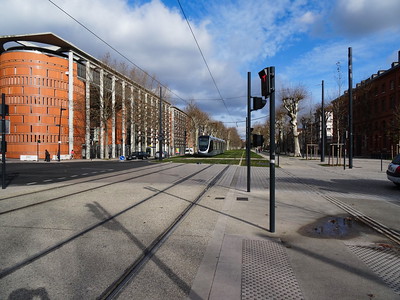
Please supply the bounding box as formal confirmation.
[198,136,209,151]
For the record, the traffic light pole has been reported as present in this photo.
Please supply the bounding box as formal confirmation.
[247,72,251,192]
[269,67,276,233]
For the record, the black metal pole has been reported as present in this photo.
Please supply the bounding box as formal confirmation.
[159,87,163,161]
[2,93,6,189]
[348,47,353,168]
[269,67,276,233]
[247,72,251,192]
[321,80,325,162]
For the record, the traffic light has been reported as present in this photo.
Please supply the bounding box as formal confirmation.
[252,97,266,111]
[258,68,271,98]
[252,134,264,147]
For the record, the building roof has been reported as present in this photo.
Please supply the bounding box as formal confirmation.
[0,32,86,56]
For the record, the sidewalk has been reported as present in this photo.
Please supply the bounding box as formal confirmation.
[189,154,400,299]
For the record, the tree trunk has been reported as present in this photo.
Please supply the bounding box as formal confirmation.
[292,117,301,157]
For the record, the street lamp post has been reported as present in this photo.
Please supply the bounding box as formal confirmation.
[57,105,67,162]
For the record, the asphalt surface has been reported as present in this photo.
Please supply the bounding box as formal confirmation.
[0,155,399,299]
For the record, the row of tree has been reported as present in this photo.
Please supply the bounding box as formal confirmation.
[184,101,242,150]
[87,53,243,154]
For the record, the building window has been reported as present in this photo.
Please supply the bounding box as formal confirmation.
[390,95,395,109]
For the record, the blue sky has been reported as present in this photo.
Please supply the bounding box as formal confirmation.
[1,0,400,136]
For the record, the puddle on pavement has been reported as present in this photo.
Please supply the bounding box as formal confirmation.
[298,215,375,239]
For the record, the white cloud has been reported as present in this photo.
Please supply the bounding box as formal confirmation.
[330,0,400,36]
[1,0,399,130]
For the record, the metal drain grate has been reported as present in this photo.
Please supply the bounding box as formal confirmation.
[346,243,400,295]
[242,239,304,299]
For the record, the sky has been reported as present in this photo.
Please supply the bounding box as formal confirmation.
[1,0,400,137]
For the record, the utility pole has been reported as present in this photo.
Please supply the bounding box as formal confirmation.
[321,80,325,162]
[348,47,353,169]
[159,86,163,161]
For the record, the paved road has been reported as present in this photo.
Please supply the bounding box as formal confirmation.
[2,159,150,187]
[0,157,399,299]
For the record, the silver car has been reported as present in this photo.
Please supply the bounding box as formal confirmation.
[387,154,400,186]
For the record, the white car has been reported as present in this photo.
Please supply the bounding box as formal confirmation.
[185,148,194,155]
[386,154,400,186]
[155,151,169,159]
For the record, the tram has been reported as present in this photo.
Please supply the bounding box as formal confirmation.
[197,135,226,156]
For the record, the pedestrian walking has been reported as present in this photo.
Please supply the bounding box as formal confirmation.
[45,149,50,162]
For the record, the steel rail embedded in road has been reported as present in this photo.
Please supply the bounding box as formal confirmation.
[0,162,171,202]
[98,165,230,300]
[0,164,220,283]
[0,164,183,216]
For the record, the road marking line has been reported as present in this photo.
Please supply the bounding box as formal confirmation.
[27,182,37,185]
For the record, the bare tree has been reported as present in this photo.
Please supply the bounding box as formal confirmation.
[280,85,308,156]
[226,127,242,149]
[185,101,210,151]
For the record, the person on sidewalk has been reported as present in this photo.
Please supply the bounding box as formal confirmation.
[45,149,50,162]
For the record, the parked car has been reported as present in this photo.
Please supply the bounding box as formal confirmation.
[126,153,136,160]
[386,154,400,186]
[127,151,148,160]
[155,151,169,159]
[185,148,194,155]
[137,151,149,159]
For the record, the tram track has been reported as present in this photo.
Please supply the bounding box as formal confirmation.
[0,163,183,216]
[0,163,172,202]
[0,162,229,299]
[98,165,230,299]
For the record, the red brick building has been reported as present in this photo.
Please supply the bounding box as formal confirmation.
[333,51,400,158]
[0,33,193,160]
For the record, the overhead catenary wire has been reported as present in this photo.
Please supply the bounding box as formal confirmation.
[47,0,189,106]
[47,0,243,125]
[177,0,235,123]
